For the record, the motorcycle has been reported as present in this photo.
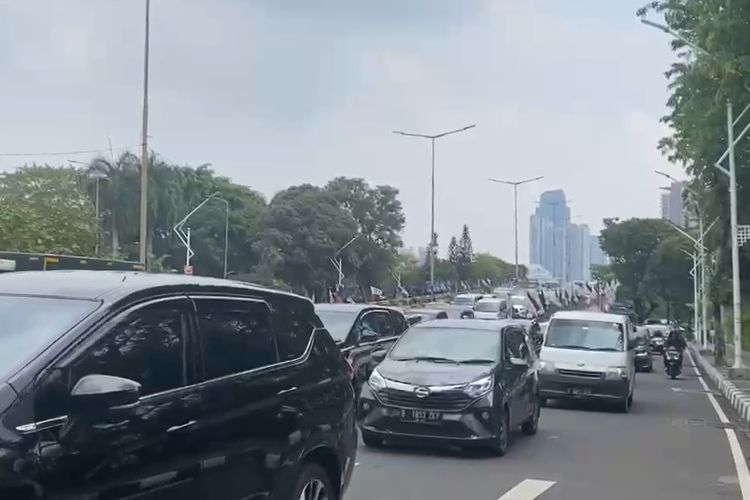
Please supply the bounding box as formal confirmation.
[664,348,682,379]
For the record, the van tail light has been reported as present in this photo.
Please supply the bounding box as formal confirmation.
[341,354,355,381]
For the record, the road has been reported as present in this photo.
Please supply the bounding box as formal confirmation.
[346,353,750,500]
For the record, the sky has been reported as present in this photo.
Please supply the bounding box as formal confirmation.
[0,0,677,264]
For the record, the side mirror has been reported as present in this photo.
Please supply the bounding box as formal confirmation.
[70,374,141,416]
[359,329,379,343]
[508,357,528,369]
[372,349,388,363]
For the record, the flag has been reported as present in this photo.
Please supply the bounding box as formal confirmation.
[539,288,548,311]
[527,291,541,314]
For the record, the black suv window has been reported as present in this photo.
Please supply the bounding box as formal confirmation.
[69,299,189,395]
[195,298,277,379]
[272,298,314,361]
[504,328,527,360]
[361,310,393,338]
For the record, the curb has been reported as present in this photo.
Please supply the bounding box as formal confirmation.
[689,344,750,425]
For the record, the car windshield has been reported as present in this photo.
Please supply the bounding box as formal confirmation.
[0,295,98,377]
[453,296,474,306]
[475,301,499,312]
[390,326,500,363]
[545,319,624,352]
[315,309,357,342]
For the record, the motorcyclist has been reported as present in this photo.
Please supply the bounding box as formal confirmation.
[664,328,687,369]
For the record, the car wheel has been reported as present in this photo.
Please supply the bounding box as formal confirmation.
[361,430,384,448]
[490,408,510,456]
[293,463,336,500]
[521,399,540,435]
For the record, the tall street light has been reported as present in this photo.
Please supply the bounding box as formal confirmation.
[643,18,750,375]
[655,169,709,348]
[331,234,360,289]
[488,176,544,280]
[393,124,476,297]
[139,0,151,269]
[174,193,231,278]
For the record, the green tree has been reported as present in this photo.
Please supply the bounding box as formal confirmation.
[599,218,673,318]
[643,235,694,321]
[0,166,96,255]
[470,253,514,285]
[448,236,459,267]
[456,224,475,283]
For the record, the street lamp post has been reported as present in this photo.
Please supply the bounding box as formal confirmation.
[331,234,360,289]
[681,248,700,341]
[488,176,544,281]
[393,124,476,297]
[173,193,231,278]
[643,18,750,376]
[139,0,151,269]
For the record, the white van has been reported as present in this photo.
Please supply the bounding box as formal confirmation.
[473,297,509,320]
[538,310,636,412]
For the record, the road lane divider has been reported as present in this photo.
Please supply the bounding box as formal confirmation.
[497,479,556,500]
[687,349,750,500]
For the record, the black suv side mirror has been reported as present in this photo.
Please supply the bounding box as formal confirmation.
[70,374,141,416]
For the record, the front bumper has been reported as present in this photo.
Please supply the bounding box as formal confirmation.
[539,373,629,400]
[357,384,500,446]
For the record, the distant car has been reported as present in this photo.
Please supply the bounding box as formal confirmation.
[0,271,357,500]
[315,303,409,395]
[406,308,449,324]
[633,330,653,372]
[648,326,668,353]
[474,297,509,320]
[358,319,541,455]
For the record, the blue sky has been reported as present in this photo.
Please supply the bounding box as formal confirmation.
[0,0,676,263]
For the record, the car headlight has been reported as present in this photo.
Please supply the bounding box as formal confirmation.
[368,369,387,392]
[539,360,556,374]
[605,367,628,380]
[463,374,494,398]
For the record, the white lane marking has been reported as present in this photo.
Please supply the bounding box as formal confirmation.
[497,479,556,500]
[687,350,750,499]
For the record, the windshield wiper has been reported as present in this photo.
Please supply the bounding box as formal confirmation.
[456,358,495,364]
[393,356,457,363]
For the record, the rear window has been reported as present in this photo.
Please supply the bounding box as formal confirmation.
[453,296,475,306]
[0,295,98,376]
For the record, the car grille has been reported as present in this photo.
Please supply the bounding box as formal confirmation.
[557,369,603,379]
[376,387,474,411]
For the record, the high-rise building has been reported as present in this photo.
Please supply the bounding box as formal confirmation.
[529,189,570,280]
[660,181,685,227]
[566,223,591,282]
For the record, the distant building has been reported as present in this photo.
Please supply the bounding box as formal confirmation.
[529,189,570,281]
[660,181,685,227]
[566,224,591,282]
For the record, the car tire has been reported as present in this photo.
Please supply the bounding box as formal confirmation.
[292,462,337,500]
[521,399,540,435]
[361,430,384,448]
[490,408,510,456]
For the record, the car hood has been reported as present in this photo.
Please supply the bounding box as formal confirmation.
[377,358,492,386]
[540,346,628,370]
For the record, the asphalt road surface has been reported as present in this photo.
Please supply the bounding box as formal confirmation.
[347,353,750,500]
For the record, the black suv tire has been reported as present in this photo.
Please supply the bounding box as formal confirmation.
[292,463,337,500]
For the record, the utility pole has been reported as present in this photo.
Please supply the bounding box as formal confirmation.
[138,0,151,269]
[488,176,543,281]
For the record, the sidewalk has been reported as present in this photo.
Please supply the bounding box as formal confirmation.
[690,343,750,426]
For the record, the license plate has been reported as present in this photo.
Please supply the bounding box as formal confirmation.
[568,387,592,396]
[399,409,442,423]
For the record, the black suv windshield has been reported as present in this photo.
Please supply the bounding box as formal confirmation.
[0,295,98,376]
[545,319,624,352]
[390,326,500,363]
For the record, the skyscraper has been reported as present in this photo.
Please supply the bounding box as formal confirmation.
[566,223,591,281]
[660,181,685,227]
[529,189,570,280]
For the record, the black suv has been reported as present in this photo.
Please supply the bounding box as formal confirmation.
[0,271,357,500]
[314,304,409,395]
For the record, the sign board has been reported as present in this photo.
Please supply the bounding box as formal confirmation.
[0,259,17,271]
[184,265,193,276]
